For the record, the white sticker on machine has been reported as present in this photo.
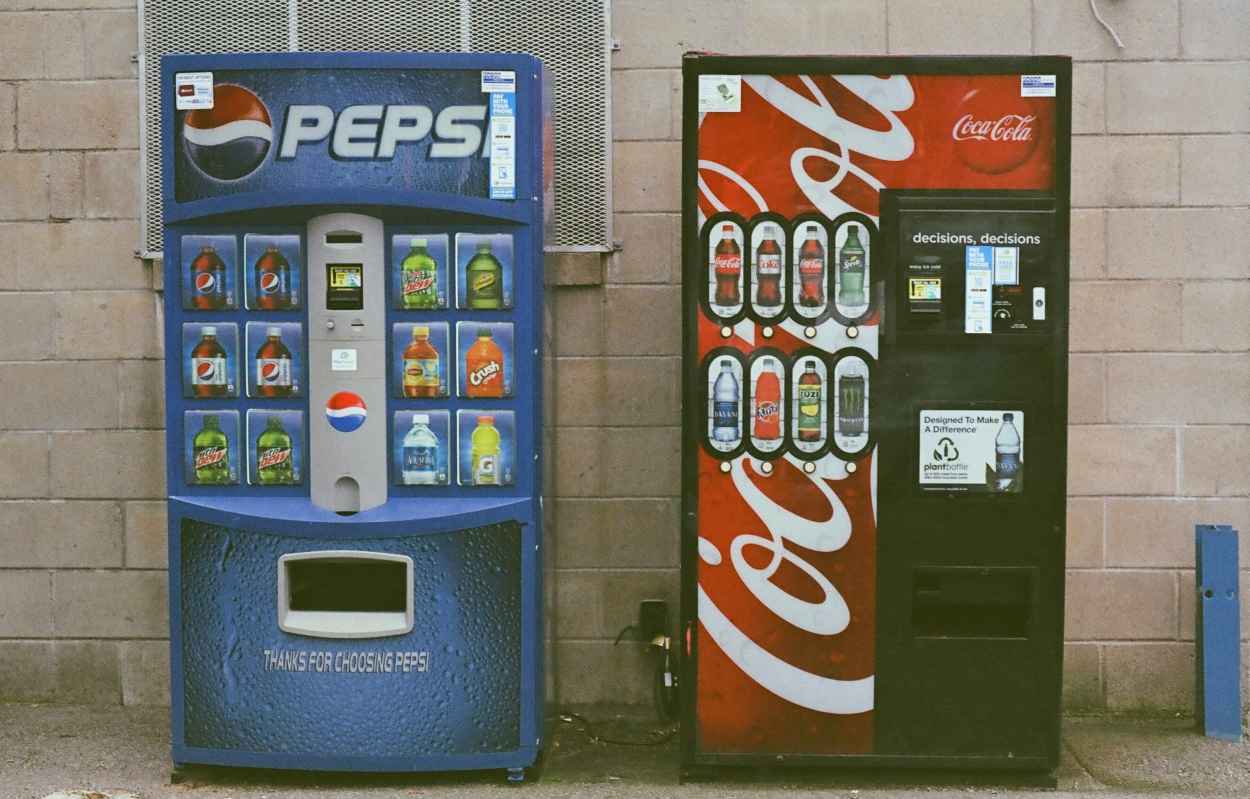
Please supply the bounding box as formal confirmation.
[919,409,1024,493]
[698,75,741,113]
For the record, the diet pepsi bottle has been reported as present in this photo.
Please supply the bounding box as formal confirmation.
[712,360,739,444]
[994,413,1022,491]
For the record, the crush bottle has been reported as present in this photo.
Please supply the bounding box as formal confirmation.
[713,224,741,307]
[754,227,782,308]
[400,238,439,309]
[712,360,739,444]
[465,327,505,398]
[837,224,867,308]
[797,361,822,442]
[192,415,230,484]
[255,415,295,485]
[752,358,781,441]
[797,224,825,307]
[466,241,504,309]
[994,412,1022,491]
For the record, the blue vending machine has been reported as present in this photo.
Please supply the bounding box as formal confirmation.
[160,52,546,779]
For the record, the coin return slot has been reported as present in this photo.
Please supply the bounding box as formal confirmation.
[912,568,1032,638]
[278,551,413,639]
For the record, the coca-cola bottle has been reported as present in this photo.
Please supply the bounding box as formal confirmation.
[190,246,227,310]
[753,359,781,442]
[754,228,782,308]
[797,225,825,308]
[254,246,292,310]
[713,224,741,307]
[253,326,293,398]
[190,326,228,398]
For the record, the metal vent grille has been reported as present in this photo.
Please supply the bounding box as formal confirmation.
[138,0,611,258]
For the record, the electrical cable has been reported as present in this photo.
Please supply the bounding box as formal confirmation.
[1088,0,1126,48]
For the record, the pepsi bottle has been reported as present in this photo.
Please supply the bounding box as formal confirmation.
[190,246,227,310]
[712,360,739,444]
[254,246,292,310]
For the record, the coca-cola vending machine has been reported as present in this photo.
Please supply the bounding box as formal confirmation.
[682,56,1071,773]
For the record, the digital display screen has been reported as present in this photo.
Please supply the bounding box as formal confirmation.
[326,263,363,310]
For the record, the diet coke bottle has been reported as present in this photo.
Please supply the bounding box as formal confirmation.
[254,326,293,398]
[754,228,782,308]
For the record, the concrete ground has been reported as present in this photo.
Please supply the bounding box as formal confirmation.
[0,704,1247,799]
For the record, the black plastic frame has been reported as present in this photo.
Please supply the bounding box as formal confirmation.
[680,53,1072,775]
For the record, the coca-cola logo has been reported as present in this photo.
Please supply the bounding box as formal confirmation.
[952,88,1042,175]
[714,254,741,275]
[194,272,216,293]
[468,360,501,386]
[259,272,281,293]
[257,447,290,470]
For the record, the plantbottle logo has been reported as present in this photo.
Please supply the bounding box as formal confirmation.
[182,84,273,181]
[951,87,1041,174]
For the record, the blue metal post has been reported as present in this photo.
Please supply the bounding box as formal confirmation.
[1195,525,1242,741]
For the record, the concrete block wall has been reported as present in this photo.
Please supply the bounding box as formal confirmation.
[0,0,1246,715]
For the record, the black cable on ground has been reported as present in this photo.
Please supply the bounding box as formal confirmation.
[557,712,678,747]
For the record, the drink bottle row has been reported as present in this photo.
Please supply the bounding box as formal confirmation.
[703,212,875,325]
[185,409,515,488]
[182,321,514,399]
[703,349,873,460]
[182,231,515,311]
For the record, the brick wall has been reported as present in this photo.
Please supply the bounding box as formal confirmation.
[1,0,1247,714]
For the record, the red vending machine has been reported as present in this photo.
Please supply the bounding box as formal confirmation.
[681,56,1071,773]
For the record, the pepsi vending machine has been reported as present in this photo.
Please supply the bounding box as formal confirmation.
[161,52,546,779]
[682,56,1070,774]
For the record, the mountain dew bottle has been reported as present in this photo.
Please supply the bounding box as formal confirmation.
[466,241,503,309]
[470,415,501,485]
[400,238,439,308]
[192,415,230,485]
[256,415,295,485]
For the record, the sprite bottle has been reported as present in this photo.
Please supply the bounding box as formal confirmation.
[837,224,867,308]
[466,241,504,309]
[400,238,439,308]
[192,415,231,484]
[255,415,295,485]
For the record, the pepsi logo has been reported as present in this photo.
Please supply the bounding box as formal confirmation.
[259,272,281,293]
[195,361,217,381]
[183,84,272,181]
[325,391,367,433]
[260,362,282,382]
[952,88,1043,175]
[194,272,216,293]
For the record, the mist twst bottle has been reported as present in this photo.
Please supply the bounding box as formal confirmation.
[466,241,504,309]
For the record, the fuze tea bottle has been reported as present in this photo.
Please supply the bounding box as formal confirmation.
[193,415,230,484]
[400,237,439,308]
[470,415,501,485]
[255,416,295,485]
[466,241,504,309]
[797,361,822,443]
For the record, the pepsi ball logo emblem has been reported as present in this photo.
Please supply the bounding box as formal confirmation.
[325,391,367,433]
[196,361,216,381]
[261,362,281,382]
[952,88,1043,175]
[194,272,216,293]
[259,272,281,293]
[182,84,272,181]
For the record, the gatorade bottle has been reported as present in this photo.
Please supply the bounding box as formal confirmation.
[400,238,439,309]
[465,327,505,398]
[192,415,230,484]
[753,358,781,441]
[470,415,501,485]
[402,326,440,398]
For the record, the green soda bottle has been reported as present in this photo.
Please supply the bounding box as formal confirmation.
[466,241,504,309]
[400,238,439,309]
[838,224,867,308]
[192,415,231,484]
[256,416,295,485]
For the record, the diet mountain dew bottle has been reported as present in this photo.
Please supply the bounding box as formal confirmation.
[466,241,503,309]
[400,238,439,308]
[255,415,295,485]
[193,415,231,484]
